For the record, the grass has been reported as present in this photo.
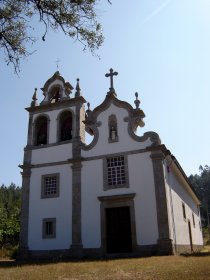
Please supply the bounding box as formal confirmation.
[1,252,210,280]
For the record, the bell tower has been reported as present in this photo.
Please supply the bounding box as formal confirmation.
[19,72,86,257]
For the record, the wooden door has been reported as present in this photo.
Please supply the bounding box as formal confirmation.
[106,206,132,253]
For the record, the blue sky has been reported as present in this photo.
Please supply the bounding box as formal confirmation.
[1,0,210,186]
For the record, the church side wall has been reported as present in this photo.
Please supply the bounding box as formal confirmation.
[164,164,203,251]
[81,152,159,248]
[28,164,72,250]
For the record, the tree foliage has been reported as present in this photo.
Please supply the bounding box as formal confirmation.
[0,183,21,247]
[189,165,210,226]
[0,0,106,73]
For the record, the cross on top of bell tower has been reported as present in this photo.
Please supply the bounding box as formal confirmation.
[105,68,118,96]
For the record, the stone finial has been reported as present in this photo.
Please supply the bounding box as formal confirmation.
[105,68,118,96]
[75,78,81,97]
[86,102,92,115]
[134,92,140,109]
[31,88,38,107]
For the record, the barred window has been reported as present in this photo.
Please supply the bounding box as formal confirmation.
[42,218,56,239]
[107,156,126,186]
[44,176,57,196]
[41,173,60,198]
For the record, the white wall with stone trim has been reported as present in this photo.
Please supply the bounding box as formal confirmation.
[28,165,72,250]
[128,152,159,245]
[164,164,203,247]
[31,144,72,164]
[21,71,203,257]
[81,151,159,248]
[81,159,102,248]
[82,104,152,158]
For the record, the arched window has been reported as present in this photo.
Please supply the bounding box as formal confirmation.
[35,116,48,146]
[59,111,72,141]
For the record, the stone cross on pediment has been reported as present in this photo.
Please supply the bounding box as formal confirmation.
[105,68,118,94]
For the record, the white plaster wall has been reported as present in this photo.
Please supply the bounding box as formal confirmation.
[81,152,159,248]
[28,164,72,250]
[31,144,72,164]
[32,107,76,144]
[165,166,203,246]
[81,160,103,248]
[128,153,159,245]
[82,104,152,158]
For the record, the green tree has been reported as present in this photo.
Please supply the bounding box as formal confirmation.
[189,165,210,226]
[0,183,21,247]
[0,0,109,73]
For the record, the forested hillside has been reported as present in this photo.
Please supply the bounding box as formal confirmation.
[189,165,210,227]
[0,184,21,247]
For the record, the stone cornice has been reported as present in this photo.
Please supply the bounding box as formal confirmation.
[91,93,143,119]
[98,193,136,202]
[25,96,86,113]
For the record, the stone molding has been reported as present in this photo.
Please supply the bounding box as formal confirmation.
[26,96,86,113]
[81,121,101,151]
[25,146,158,169]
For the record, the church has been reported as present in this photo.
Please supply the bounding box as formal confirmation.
[19,69,203,259]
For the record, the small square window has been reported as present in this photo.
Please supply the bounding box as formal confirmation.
[42,218,56,239]
[41,173,60,198]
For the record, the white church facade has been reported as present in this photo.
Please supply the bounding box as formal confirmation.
[19,70,203,259]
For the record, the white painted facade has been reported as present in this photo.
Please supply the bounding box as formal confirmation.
[20,71,203,258]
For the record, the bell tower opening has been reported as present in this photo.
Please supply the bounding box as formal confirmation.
[59,111,73,141]
[35,116,48,146]
[50,86,61,103]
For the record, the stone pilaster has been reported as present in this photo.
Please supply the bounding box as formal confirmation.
[150,150,175,255]
[75,103,85,143]
[71,160,83,251]
[18,167,31,259]
[26,112,33,148]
